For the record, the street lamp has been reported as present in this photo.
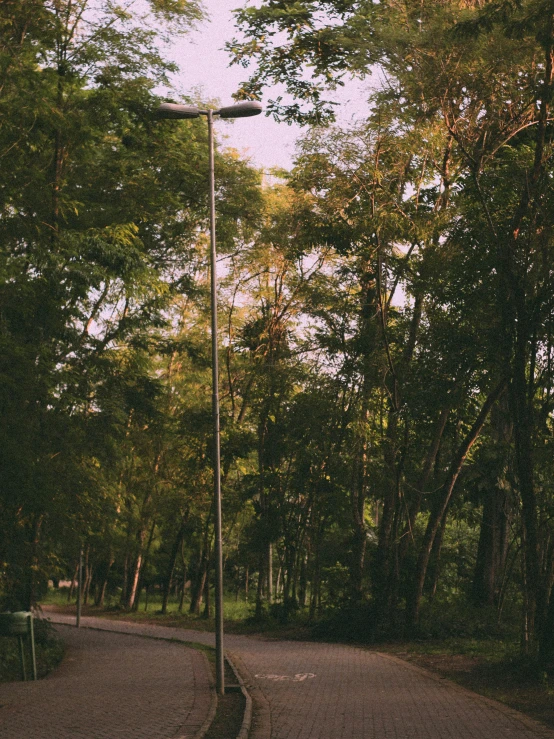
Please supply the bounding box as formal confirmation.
[156,100,262,695]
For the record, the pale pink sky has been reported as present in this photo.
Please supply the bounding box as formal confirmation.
[167,0,370,171]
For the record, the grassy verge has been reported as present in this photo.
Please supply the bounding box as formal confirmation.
[0,618,65,682]
[179,643,245,739]
[41,588,312,638]
[153,640,245,738]
[203,660,245,739]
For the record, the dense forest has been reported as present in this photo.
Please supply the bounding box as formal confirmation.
[2,0,554,670]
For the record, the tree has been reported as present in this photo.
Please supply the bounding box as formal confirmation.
[230,0,554,651]
[0,0,264,609]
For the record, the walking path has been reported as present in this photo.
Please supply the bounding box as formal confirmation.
[0,624,212,739]
[42,612,554,739]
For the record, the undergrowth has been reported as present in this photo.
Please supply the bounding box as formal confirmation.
[0,618,64,682]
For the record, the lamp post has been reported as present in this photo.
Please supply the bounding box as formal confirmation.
[156,100,262,695]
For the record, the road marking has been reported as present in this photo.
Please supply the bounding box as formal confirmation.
[255,673,316,682]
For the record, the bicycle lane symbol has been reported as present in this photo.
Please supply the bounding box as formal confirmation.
[255,673,316,682]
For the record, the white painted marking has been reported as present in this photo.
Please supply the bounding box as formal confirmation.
[255,673,316,682]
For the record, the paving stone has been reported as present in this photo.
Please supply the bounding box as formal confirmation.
[0,624,212,739]
[44,613,554,739]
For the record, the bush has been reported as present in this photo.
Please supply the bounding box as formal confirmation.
[0,617,65,682]
[311,601,378,642]
[416,598,516,641]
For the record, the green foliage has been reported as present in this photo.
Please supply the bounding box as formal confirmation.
[0,0,261,612]
[228,0,376,124]
[0,619,64,682]
[3,0,554,677]
[416,600,517,641]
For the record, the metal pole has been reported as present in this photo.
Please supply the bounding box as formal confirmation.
[18,635,27,681]
[28,613,37,680]
[208,110,225,695]
[76,547,83,628]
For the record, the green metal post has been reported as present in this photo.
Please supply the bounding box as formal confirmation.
[28,614,37,680]
[18,635,27,681]
[77,547,83,628]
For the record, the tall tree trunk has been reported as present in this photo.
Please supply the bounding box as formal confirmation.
[267,542,273,605]
[373,411,400,620]
[298,551,308,609]
[189,516,211,614]
[68,562,78,602]
[538,544,554,670]
[121,542,130,605]
[472,486,510,606]
[202,564,211,619]
[134,520,157,612]
[126,552,142,610]
[127,520,152,611]
[400,404,452,563]
[190,529,210,616]
[510,334,541,640]
[255,554,265,618]
[83,547,92,606]
[178,565,187,613]
[350,260,378,601]
[427,510,448,601]
[310,527,322,620]
[189,558,207,615]
[161,516,188,615]
[23,514,43,610]
[407,378,507,626]
[275,567,282,601]
[95,557,114,608]
[372,274,422,621]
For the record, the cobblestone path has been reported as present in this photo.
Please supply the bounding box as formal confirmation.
[39,614,554,739]
[0,624,212,739]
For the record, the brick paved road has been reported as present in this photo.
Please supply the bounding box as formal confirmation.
[0,624,212,739]
[44,613,554,739]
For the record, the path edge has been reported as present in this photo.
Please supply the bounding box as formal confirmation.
[193,650,218,739]
[225,653,252,739]
[47,616,219,739]
[376,650,554,739]
[227,650,271,739]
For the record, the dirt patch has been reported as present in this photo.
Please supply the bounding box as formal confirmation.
[204,690,245,739]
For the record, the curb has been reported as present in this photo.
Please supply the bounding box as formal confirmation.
[225,653,252,739]
[193,651,218,739]
[227,650,271,739]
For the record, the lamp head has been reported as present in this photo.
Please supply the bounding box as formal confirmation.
[156,103,200,119]
[218,101,263,119]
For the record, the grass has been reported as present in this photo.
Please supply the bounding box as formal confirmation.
[41,587,312,637]
[41,587,251,618]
